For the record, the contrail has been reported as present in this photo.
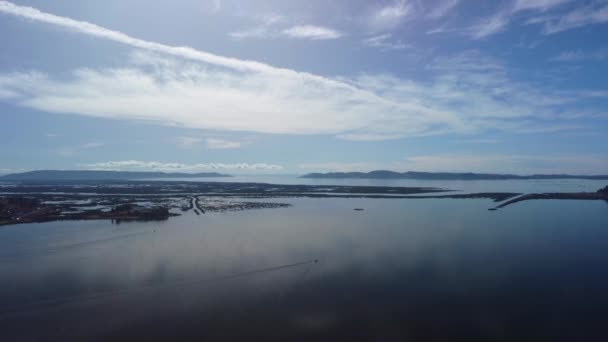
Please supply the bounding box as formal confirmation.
[0,1,457,134]
[0,1,378,100]
[0,259,318,318]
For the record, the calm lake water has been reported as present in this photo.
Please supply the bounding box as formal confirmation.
[1,179,608,340]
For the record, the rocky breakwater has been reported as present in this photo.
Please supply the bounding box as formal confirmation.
[493,185,608,209]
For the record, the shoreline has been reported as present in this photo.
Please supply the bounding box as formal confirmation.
[1,181,606,226]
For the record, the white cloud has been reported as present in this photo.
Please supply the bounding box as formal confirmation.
[281,25,342,40]
[512,0,574,12]
[206,138,241,149]
[231,19,342,41]
[175,136,203,148]
[81,160,284,172]
[0,51,463,140]
[467,12,510,40]
[81,142,104,149]
[426,25,456,35]
[0,49,600,141]
[298,162,385,173]
[550,49,608,61]
[0,88,18,99]
[458,138,500,144]
[0,2,604,141]
[56,142,104,157]
[427,0,460,19]
[426,49,504,72]
[256,13,285,26]
[229,27,271,39]
[0,71,40,99]
[0,1,347,87]
[536,2,608,33]
[368,0,413,31]
[361,34,410,50]
[229,13,284,40]
[462,0,575,39]
[513,124,586,134]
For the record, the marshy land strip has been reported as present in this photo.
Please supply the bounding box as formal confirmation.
[1,181,606,226]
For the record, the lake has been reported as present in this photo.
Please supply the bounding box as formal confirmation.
[1,178,607,340]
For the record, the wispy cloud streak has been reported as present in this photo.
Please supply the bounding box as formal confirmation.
[538,1,608,33]
[282,25,342,40]
[427,0,460,19]
[368,0,413,31]
[465,0,575,39]
[206,138,241,149]
[362,34,409,50]
[550,49,608,61]
[0,1,349,89]
[82,160,283,172]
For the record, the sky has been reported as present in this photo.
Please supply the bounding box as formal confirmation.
[0,0,607,175]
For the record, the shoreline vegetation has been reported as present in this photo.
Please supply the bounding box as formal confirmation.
[1,181,606,226]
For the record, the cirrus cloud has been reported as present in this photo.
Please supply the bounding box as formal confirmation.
[0,1,604,143]
[174,136,203,149]
[368,0,414,31]
[525,1,608,34]
[427,0,460,19]
[206,138,241,149]
[361,34,410,50]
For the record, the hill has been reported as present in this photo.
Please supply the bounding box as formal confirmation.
[301,170,608,180]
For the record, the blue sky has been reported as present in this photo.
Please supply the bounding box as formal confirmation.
[0,0,607,175]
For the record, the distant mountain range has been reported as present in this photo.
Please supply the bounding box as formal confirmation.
[0,170,231,181]
[301,170,608,180]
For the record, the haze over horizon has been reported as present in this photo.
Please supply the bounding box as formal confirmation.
[1,0,607,175]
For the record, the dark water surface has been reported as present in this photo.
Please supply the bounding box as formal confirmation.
[1,197,608,341]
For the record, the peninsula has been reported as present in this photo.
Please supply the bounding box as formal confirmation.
[0,180,451,226]
[1,177,606,226]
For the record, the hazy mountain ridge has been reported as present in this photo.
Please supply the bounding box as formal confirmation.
[0,170,231,181]
[301,170,608,180]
